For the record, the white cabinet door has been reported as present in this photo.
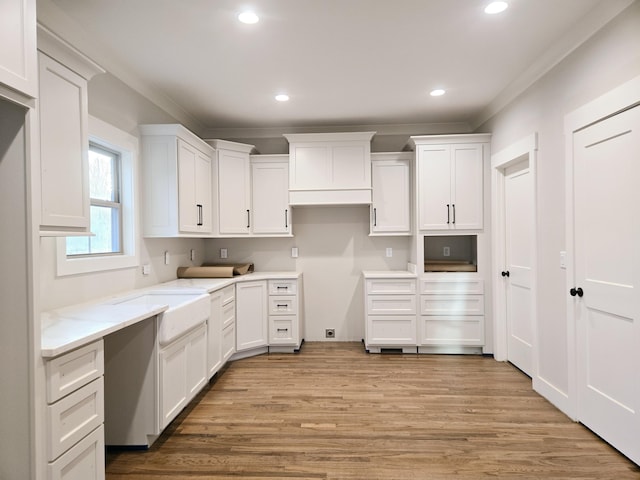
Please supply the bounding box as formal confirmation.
[0,0,37,101]
[186,324,207,400]
[38,53,90,232]
[236,281,268,351]
[177,139,212,233]
[418,145,451,230]
[159,337,187,430]
[218,149,251,235]
[251,159,290,235]
[451,144,483,230]
[371,155,411,234]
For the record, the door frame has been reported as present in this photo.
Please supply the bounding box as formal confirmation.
[564,75,640,420]
[491,133,538,370]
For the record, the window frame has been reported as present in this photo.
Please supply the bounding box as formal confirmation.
[56,116,139,276]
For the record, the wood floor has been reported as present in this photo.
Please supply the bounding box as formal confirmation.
[106,342,640,479]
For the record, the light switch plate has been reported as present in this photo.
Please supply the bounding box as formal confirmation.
[164,251,170,265]
[190,249,195,261]
[291,247,299,258]
[220,248,228,259]
[386,247,393,258]
[142,264,150,275]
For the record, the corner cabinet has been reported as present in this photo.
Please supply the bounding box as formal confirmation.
[411,134,490,231]
[209,139,254,236]
[250,155,291,235]
[0,0,37,104]
[37,26,105,236]
[235,280,268,352]
[284,131,375,205]
[370,152,412,235]
[140,124,214,237]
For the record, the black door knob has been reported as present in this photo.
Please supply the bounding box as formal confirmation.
[570,287,584,297]
[501,271,510,277]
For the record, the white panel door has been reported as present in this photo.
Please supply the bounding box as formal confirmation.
[504,160,534,376]
[235,281,268,351]
[177,139,198,232]
[195,150,212,233]
[573,105,640,464]
[251,161,290,234]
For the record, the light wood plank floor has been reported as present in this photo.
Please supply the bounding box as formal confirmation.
[106,342,640,479]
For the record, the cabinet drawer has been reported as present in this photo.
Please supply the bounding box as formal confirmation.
[46,340,104,404]
[420,279,483,295]
[420,294,484,315]
[269,316,297,345]
[365,278,416,295]
[419,316,484,346]
[221,300,235,329]
[367,315,417,345]
[221,285,235,306]
[269,296,297,315]
[48,424,105,480]
[47,377,104,462]
[367,295,417,315]
[268,279,297,295]
[222,322,235,361]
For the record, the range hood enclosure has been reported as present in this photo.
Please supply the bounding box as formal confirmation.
[284,132,375,205]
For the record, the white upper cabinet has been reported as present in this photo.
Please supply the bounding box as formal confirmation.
[251,155,291,235]
[370,152,412,235]
[412,134,489,231]
[140,124,214,237]
[37,26,105,236]
[0,0,37,104]
[209,140,254,236]
[284,132,375,205]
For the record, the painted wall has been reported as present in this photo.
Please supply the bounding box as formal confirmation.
[205,206,412,341]
[477,1,640,407]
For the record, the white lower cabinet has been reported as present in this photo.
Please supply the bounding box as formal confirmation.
[267,278,303,350]
[418,277,485,351]
[235,280,268,352]
[159,323,207,430]
[364,275,417,353]
[45,340,105,480]
[207,285,235,378]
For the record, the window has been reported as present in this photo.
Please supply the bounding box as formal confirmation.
[57,116,139,276]
[66,143,122,256]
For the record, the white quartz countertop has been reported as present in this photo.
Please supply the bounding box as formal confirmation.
[362,270,417,278]
[41,304,168,357]
[41,271,302,358]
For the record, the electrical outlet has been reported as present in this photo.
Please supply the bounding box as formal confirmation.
[164,251,170,265]
[142,264,150,275]
[386,247,393,258]
[220,248,228,259]
[190,249,196,261]
[443,246,450,257]
[325,329,335,338]
[291,247,299,258]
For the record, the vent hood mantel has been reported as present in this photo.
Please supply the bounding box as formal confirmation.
[284,132,376,206]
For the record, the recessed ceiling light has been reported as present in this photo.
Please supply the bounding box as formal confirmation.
[484,1,508,14]
[275,94,289,102]
[430,89,446,97]
[238,11,259,24]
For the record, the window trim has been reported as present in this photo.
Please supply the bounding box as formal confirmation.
[56,116,139,276]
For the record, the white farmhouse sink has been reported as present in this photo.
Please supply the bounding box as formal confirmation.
[115,292,209,346]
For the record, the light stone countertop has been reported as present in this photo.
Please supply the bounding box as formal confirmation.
[41,271,302,358]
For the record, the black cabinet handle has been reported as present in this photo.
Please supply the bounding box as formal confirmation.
[196,204,203,226]
[446,204,450,224]
[452,204,456,224]
[501,271,510,277]
[247,209,250,228]
[570,287,584,297]
[373,207,377,227]
[277,328,288,332]
[276,304,288,308]
[276,286,288,290]
[285,209,288,228]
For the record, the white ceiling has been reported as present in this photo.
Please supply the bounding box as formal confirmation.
[44,0,630,133]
